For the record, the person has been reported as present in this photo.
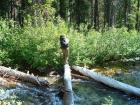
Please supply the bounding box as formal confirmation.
[60,35,69,64]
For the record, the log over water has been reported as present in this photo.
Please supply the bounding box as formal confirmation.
[71,65,140,97]
[63,64,74,105]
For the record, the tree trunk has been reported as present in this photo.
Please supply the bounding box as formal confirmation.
[124,0,128,28]
[75,0,81,26]
[89,0,95,27]
[0,66,49,87]
[72,73,92,81]
[63,64,74,105]
[106,0,111,27]
[104,0,108,29]
[69,0,73,24]
[111,0,116,27]
[59,0,68,21]
[71,65,140,97]
[94,0,99,30]
[136,0,140,31]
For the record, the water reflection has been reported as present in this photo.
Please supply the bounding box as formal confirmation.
[73,80,140,105]
[94,60,140,88]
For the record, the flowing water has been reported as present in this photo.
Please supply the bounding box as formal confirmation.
[0,59,140,105]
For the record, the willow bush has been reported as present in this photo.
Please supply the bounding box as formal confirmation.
[83,28,140,64]
[68,27,140,66]
[0,18,140,69]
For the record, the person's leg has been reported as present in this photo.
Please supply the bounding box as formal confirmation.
[62,48,69,64]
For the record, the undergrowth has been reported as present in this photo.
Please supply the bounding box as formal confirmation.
[0,18,140,69]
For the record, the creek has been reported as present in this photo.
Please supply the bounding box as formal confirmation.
[0,59,140,105]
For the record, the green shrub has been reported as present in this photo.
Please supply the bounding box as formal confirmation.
[1,19,140,69]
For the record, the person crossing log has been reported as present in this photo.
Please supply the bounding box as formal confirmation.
[60,35,74,105]
[60,35,69,64]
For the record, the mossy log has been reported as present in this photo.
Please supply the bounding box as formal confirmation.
[0,66,49,87]
[63,64,74,105]
[71,65,140,97]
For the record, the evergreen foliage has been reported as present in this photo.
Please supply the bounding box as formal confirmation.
[0,0,140,30]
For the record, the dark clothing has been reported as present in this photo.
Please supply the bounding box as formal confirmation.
[60,35,69,49]
[60,35,69,64]
[62,48,69,64]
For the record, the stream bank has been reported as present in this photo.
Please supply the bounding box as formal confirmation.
[0,59,140,105]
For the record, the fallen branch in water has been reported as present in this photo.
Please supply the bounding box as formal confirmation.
[0,66,49,87]
[71,65,140,97]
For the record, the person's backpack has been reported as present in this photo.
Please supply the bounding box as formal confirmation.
[60,35,69,49]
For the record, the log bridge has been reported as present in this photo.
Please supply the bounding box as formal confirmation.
[63,64,74,105]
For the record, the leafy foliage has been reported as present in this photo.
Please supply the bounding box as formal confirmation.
[0,18,140,69]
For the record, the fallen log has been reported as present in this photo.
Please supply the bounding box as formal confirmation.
[0,77,18,88]
[71,65,140,97]
[63,64,74,105]
[0,66,49,87]
[71,73,92,81]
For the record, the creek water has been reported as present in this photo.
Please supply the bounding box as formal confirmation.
[0,59,140,105]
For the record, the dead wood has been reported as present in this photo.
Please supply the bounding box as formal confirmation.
[71,65,140,97]
[63,64,74,105]
[0,66,49,87]
[71,73,92,81]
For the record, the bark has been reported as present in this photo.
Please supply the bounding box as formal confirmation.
[71,65,140,97]
[94,0,99,30]
[71,73,92,81]
[69,0,73,24]
[75,0,81,26]
[0,66,49,87]
[59,0,67,21]
[89,0,95,27]
[111,0,115,27]
[0,77,18,88]
[63,64,74,105]
[136,0,140,31]
[106,0,111,27]
[124,0,128,27]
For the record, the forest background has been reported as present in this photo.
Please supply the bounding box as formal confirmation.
[0,0,140,70]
